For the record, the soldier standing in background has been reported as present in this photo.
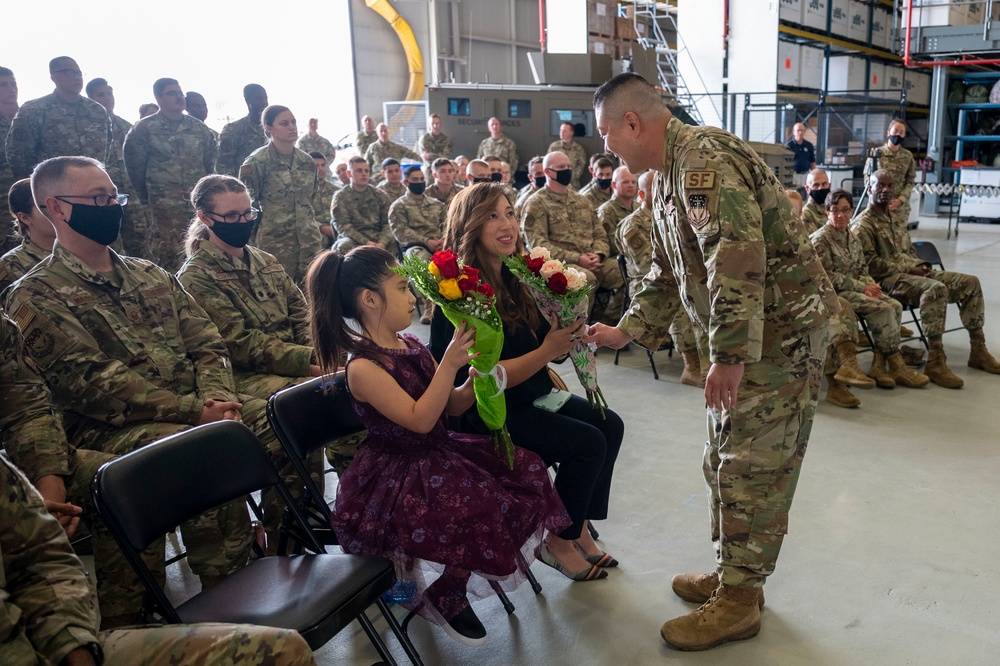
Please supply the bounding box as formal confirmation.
[416,113,452,169]
[296,117,337,165]
[238,105,323,284]
[218,84,268,176]
[309,152,336,247]
[364,123,421,183]
[876,119,917,226]
[86,78,150,258]
[477,117,519,173]
[0,67,19,256]
[596,166,638,256]
[330,156,394,255]
[587,74,839,651]
[548,121,588,189]
[5,57,111,181]
[185,91,217,138]
[355,114,377,156]
[124,78,217,271]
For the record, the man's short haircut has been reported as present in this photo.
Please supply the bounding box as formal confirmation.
[30,156,105,211]
[612,166,632,182]
[381,158,400,170]
[589,152,611,168]
[348,156,368,168]
[826,188,853,211]
[308,151,326,161]
[185,91,205,102]
[888,118,906,132]
[594,157,614,170]
[48,57,74,74]
[85,78,107,98]
[0,67,13,78]
[153,78,179,98]
[806,168,827,186]
[403,165,423,178]
[593,73,664,125]
[428,113,440,121]
[139,103,158,116]
[243,83,266,99]
[482,154,501,163]
[432,157,451,171]
[637,170,654,193]
[527,156,543,170]
[468,159,490,171]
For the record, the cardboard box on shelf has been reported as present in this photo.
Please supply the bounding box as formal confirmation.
[868,62,888,99]
[803,0,830,32]
[800,45,826,88]
[778,40,802,87]
[848,0,869,42]
[828,55,867,93]
[588,0,615,36]
[907,70,932,106]
[870,7,890,51]
[589,35,615,56]
[780,0,804,24]
[885,65,906,100]
[912,0,970,27]
[615,17,638,40]
[831,0,850,38]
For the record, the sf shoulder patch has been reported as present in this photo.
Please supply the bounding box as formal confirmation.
[684,171,716,189]
[687,194,711,230]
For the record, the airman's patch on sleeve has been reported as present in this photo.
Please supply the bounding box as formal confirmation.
[684,171,716,189]
[23,326,55,359]
[687,194,711,230]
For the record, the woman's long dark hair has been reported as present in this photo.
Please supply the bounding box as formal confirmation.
[442,183,540,333]
[304,246,398,374]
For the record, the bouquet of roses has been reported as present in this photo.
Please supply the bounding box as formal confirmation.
[393,250,515,468]
[502,247,608,415]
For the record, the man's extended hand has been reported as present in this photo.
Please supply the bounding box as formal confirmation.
[583,323,632,349]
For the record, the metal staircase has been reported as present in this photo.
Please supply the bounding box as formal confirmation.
[633,1,704,125]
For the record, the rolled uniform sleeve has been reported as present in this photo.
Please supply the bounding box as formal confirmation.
[619,212,683,351]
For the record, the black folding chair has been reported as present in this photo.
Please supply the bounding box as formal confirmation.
[91,420,424,665]
[613,254,672,378]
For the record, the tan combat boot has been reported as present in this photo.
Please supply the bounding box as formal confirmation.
[900,324,914,338]
[900,344,925,366]
[680,349,704,387]
[866,351,895,389]
[968,329,1000,374]
[925,339,964,389]
[825,375,861,408]
[660,584,763,651]
[833,341,876,389]
[671,571,765,608]
[885,351,930,388]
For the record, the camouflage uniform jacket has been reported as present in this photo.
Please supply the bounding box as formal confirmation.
[800,198,826,234]
[355,129,377,157]
[476,136,519,173]
[615,205,653,296]
[4,244,238,448]
[579,180,612,209]
[514,184,541,219]
[876,145,916,203]
[809,223,876,294]
[849,205,921,282]
[597,196,637,255]
[0,456,101,665]
[0,312,74,482]
[4,93,112,179]
[425,183,458,207]
[388,192,446,249]
[316,178,336,223]
[123,113,217,204]
[330,185,393,247]
[621,117,838,364]
[364,140,422,175]
[296,133,337,163]
[0,237,49,292]
[522,187,609,264]
[0,111,16,232]
[218,114,265,176]
[177,240,313,377]
[547,139,588,188]
[416,132,452,162]
[376,180,408,202]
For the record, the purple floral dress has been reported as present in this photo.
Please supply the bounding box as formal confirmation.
[331,335,569,621]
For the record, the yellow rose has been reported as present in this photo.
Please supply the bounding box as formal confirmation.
[438,278,462,300]
[428,262,441,277]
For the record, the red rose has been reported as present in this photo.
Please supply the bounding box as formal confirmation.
[431,250,461,279]
[547,272,568,295]
[526,257,544,275]
[461,265,479,285]
[476,283,494,298]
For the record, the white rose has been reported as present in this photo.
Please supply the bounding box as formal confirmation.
[539,259,565,280]
[565,268,587,291]
[529,246,551,261]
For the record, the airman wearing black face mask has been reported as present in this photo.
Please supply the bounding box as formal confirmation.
[875,119,917,225]
[801,168,831,233]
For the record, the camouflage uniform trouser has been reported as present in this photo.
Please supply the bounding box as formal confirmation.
[704,325,828,588]
[882,270,984,338]
[841,290,902,354]
[100,623,316,665]
[824,297,859,374]
[145,195,191,273]
[571,257,624,325]
[669,312,709,362]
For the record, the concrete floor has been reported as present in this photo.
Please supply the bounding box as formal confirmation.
[142,214,1000,665]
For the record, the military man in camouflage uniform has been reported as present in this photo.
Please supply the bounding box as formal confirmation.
[416,113,453,167]
[376,157,407,202]
[124,78,217,271]
[482,155,518,202]
[597,166,638,256]
[522,151,623,323]
[365,123,421,184]
[877,119,917,225]
[0,450,317,665]
[217,83,268,177]
[5,57,111,181]
[308,152,336,248]
[331,156,395,255]
[548,121,588,189]
[296,117,337,165]
[355,114,378,157]
[477,117,519,173]
[588,74,839,651]
[185,92,218,141]
[86,78,150,258]
[0,67,19,256]
[617,170,708,387]
[0,179,54,291]
[800,168,830,233]
[515,156,545,218]
[579,155,614,209]
[426,157,460,207]
[852,170,1000,389]
[389,165,446,324]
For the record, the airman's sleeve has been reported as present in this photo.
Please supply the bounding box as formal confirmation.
[203,127,218,175]
[591,207,610,259]
[122,122,149,203]
[5,106,40,180]
[217,123,238,176]
[286,277,312,347]
[377,191,395,248]
[618,212,682,351]
[899,153,916,202]
[169,274,238,402]
[331,190,364,245]
[388,199,417,247]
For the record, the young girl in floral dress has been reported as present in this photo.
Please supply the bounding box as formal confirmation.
[304,246,569,646]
